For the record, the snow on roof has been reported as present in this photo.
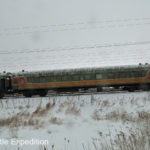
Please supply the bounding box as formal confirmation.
[8,63,149,77]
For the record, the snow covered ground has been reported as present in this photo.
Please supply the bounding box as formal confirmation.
[0,91,150,150]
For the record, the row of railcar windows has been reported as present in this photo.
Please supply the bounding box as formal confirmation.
[27,71,146,83]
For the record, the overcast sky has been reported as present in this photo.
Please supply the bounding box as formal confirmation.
[0,0,150,72]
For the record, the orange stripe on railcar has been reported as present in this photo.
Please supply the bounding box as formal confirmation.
[18,77,149,90]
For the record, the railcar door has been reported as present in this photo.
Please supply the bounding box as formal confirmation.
[0,79,5,91]
[5,76,12,90]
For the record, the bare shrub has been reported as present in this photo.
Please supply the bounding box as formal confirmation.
[23,121,28,126]
[46,102,55,110]
[9,127,18,138]
[61,101,71,108]
[102,100,109,107]
[0,111,39,128]
[56,105,63,113]
[92,125,150,150]
[18,105,23,110]
[33,106,41,115]
[104,111,150,123]
[138,111,150,120]
[9,116,21,127]
[0,115,22,127]
[17,111,30,118]
[91,110,102,120]
[32,102,55,117]
[113,128,150,150]
[65,106,80,116]
[0,118,11,126]
[28,118,35,126]
[50,117,63,125]
[37,103,55,116]
[56,101,72,113]
[27,118,40,127]
[91,95,96,105]
[39,145,48,150]
[91,120,150,150]
[105,111,135,122]
[26,104,30,108]
[38,109,47,116]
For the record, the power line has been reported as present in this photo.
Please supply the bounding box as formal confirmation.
[0,18,150,36]
[0,41,150,55]
[0,22,150,36]
[1,17,150,32]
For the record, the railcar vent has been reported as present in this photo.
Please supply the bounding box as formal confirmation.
[139,63,142,66]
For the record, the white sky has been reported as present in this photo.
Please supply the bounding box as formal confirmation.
[0,0,150,72]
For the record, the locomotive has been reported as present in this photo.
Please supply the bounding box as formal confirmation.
[1,64,150,99]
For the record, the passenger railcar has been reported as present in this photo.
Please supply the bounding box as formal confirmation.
[1,64,150,98]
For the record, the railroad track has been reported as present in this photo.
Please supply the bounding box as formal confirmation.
[2,89,144,99]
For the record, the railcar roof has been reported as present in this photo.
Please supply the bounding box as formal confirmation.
[8,64,150,77]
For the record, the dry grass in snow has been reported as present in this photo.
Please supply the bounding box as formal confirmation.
[0,92,150,150]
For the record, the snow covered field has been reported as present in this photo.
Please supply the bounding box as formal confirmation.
[0,91,150,150]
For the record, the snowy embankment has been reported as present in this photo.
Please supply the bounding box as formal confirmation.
[0,92,150,150]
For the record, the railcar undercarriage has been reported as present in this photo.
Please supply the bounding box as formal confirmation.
[0,83,149,99]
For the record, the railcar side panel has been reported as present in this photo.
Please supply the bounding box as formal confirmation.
[17,76,149,90]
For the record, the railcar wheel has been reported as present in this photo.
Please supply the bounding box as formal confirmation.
[39,90,48,97]
[0,92,4,99]
[127,87,136,92]
[23,91,32,98]
[97,87,103,92]
[123,87,135,92]
[128,89,135,92]
[139,84,149,91]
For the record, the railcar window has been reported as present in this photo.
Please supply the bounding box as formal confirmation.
[141,71,146,77]
[20,78,25,84]
[84,74,91,80]
[107,73,114,79]
[130,72,135,78]
[50,76,57,82]
[62,76,68,81]
[96,74,102,80]
[39,76,45,83]
[142,71,146,77]
[73,75,80,81]
[14,79,18,84]
[135,72,140,77]
[27,77,34,83]
[120,72,126,78]
[138,72,143,77]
